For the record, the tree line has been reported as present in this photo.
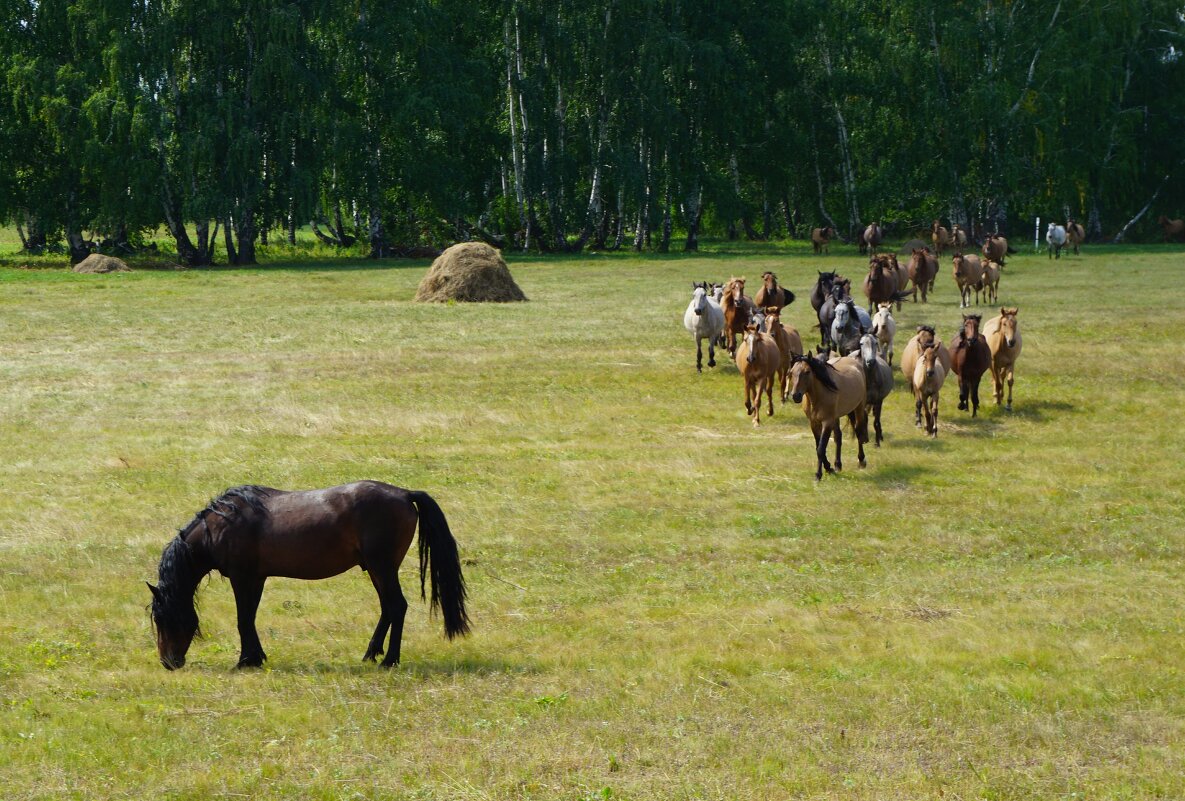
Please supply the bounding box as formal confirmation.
[2,0,1183,265]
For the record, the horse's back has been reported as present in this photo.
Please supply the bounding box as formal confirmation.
[257,481,418,580]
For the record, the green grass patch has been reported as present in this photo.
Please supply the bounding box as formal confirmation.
[1,240,1183,799]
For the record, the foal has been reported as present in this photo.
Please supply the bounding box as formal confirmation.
[912,343,946,437]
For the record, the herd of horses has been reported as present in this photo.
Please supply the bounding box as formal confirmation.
[683,228,1030,480]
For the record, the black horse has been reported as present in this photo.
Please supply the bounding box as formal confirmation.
[148,482,470,670]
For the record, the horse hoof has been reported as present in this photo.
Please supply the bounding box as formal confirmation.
[708,360,716,368]
[380,658,400,668]
[1006,404,1012,412]
[859,459,866,468]
[236,657,265,670]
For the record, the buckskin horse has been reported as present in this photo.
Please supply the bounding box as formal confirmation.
[148,482,470,670]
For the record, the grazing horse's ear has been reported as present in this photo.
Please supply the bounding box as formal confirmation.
[146,582,161,599]
[1000,306,1007,316]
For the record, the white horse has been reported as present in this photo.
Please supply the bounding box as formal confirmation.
[830,300,864,356]
[683,282,725,373]
[1046,223,1067,260]
[871,303,896,365]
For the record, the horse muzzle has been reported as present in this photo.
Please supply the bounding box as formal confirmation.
[791,392,804,404]
[161,655,185,671]
[694,308,704,316]
[1006,337,1015,348]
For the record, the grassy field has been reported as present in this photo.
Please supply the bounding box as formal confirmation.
[1,240,1183,800]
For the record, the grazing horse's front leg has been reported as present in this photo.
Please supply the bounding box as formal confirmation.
[991,361,1004,406]
[1005,364,1015,411]
[971,375,981,417]
[707,337,716,369]
[958,377,969,411]
[230,576,268,668]
[695,336,703,373]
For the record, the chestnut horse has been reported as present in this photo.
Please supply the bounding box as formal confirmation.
[735,322,782,426]
[950,314,991,417]
[765,306,804,401]
[789,353,868,479]
[913,343,946,437]
[754,271,796,310]
[983,307,1022,410]
[952,252,984,308]
[720,277,756,356]
[148,482,470,670]
[811,226,837,254]
[908,247,938,302]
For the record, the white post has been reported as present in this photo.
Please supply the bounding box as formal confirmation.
[1034,216,1040,253]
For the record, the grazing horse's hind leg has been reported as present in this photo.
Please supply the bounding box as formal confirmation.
[368,566,409,668]
[230,576,268,668]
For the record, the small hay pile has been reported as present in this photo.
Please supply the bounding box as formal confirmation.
[414,242,527,303]
[73,254,131,274]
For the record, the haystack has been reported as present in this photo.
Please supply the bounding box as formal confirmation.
[414,242,526,303]
[73,254,131,274]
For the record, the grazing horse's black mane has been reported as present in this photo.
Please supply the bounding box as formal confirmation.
[153,486,277,638]
[178,485,276,537]
[917,324,936,336]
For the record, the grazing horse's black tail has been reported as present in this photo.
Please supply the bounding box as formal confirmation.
[409,491,471,639]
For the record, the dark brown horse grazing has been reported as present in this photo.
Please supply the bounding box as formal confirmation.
[148,482,470,670]
[754,271,796,310]
[950,314,991,417]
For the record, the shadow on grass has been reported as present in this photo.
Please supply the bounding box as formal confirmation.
[865,462,929,487]
[1000,399,1074,422]
[231,653,543,678]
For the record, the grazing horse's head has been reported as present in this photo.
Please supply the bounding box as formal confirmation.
[148,535,202,670]
[998,307,1019,347]
[710,283,724,303]
[691,282,709,316]
[763,271,778,290]
[728,277,746,303]
[817,270,836,290]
